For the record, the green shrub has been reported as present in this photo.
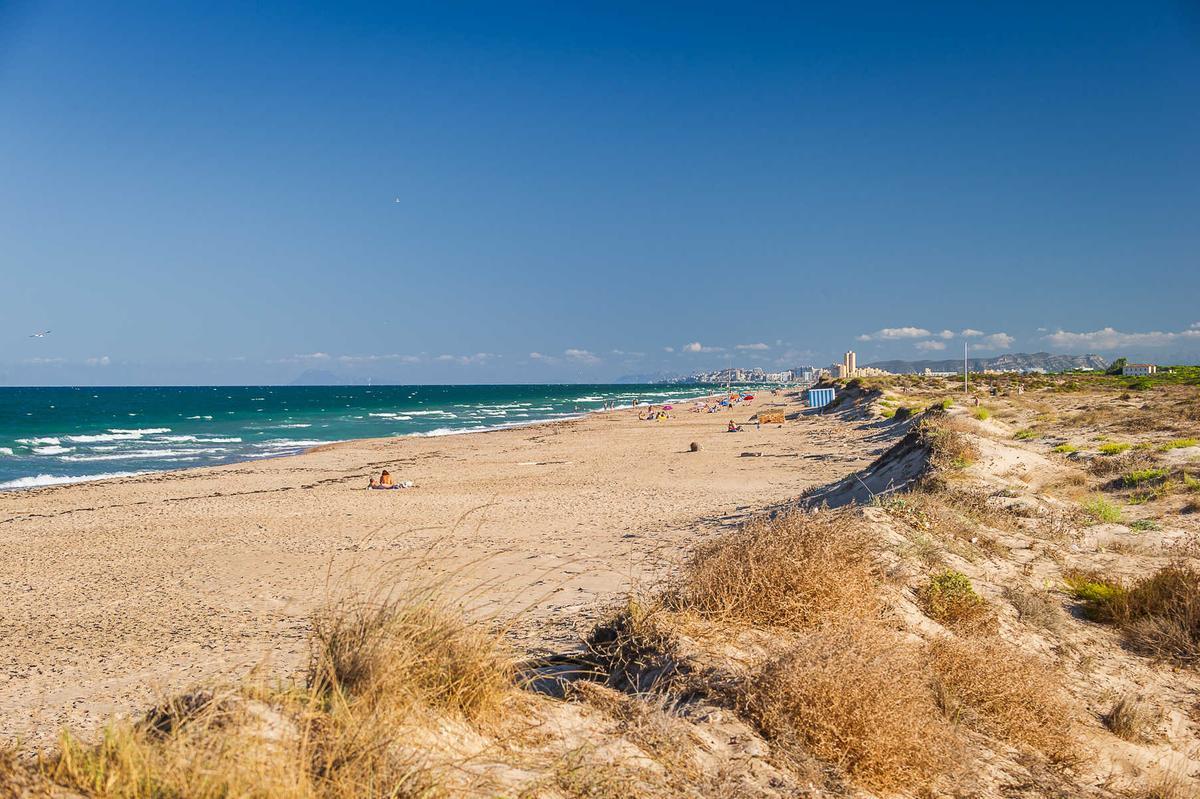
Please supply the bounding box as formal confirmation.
[1161,438,1199,451]
[918,570,991,631]
[1052,444,1077,454]
[1129,520,1159,532]
[1099,442,1132,456]
[1064,571,1127,621]
[1013,429,1037,440]
[880,407,896,419]
[940,398,954,409]
[972,407,991,421]
[1082,496,1122,524]
[1123,468,1171,488]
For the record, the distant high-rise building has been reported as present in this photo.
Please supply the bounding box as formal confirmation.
[843,350,857,377]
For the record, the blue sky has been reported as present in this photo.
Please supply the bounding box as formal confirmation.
[1,1,1197,385]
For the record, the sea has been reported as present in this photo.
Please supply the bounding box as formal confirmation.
[0,384,748,490]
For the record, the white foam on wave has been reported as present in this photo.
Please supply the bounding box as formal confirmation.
[186,415,214,420]
[253,439,330,449]
[273,423,312,429]
[16,436,60,446]
[67,431,146,443]
[0,447,13,456]
[0,471,149,490]
[403,410,454,416]
[33,445,73,455]
[108,427,172,435]
[59,448,229,462]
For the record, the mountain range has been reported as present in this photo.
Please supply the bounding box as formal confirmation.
[863,352,1109,374]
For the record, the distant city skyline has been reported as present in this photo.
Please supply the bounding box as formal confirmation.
[2,2,1197,385]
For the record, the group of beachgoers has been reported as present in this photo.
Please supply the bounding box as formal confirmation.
[636,403,675,421]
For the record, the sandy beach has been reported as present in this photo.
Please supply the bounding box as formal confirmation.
[0,391,878,744]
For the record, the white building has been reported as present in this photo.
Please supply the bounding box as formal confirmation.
[1122,363,1157,376]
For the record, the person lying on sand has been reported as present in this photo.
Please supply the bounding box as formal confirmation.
[727,420,743,432]
[368,470,415,490]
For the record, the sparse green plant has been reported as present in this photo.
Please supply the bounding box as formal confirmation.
[1099,442,1132,455]
[1082,496,1123,524]
[1160,438,1198,451]
[972,407,991,421]
[1053,443,1078,454]
[1129,520,1160,532]
[1013,429,1037,440]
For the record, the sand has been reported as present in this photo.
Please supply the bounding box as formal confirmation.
[0,391,878,744]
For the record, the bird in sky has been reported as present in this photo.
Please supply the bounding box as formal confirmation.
[29,330,51,338]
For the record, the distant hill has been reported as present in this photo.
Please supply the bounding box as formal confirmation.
[864,352,1108,375]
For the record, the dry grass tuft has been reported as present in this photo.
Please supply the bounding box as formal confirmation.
[1119,564,1200,666]
[1103,694,1161,743]
[928,636,1075,761]
[669,510,881,630]
[1004,586,1064,631]
[38,588,519,799]
[308,591,513,722]
[920,417,980,472]
[741,623,960,793]
[586,597,690,694]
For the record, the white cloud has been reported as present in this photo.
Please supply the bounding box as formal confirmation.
[682,341,725,353]
[736,342,770,350]
[564,348,600,364]
[961,329,984,337]
[969,332,1015,351]
[435,352,496,365]
[915,340,946,351]
[86,355,111,367]
[24,357,66,365]
[1042,325,1200,351]
[858,327,932,341]
[663,346,674,353]
[938,330,955,340]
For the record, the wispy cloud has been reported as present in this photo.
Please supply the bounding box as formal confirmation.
[915,340,946,351]
[961,329,985,337]
[1043,324,1200,351]
[857,327,932,341]
[735,342,770,350]
[336,353,420,364]
[86,355,111,367]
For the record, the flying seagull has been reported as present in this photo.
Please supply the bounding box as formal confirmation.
[29,330,51,338]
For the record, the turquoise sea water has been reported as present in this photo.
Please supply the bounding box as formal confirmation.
[0,384,738,490]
